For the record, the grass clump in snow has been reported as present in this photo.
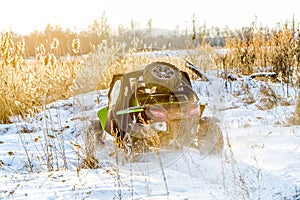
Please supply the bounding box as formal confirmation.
[213,23,300,85]
[0,32,81,123]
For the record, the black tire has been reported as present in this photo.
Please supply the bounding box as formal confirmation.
[143,62,182,92]
[197,117,223,155]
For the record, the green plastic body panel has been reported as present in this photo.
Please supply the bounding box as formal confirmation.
[97,106,108,131]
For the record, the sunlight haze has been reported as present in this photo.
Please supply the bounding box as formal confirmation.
[1,0,299,34]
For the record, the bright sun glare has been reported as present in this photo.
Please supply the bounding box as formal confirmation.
[1,0,299,34]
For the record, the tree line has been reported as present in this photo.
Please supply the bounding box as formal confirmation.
[5,14,300,58]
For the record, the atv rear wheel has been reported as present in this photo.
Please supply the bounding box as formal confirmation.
[197,117,223,155]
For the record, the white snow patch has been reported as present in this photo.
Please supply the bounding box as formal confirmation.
[0,71,299,200]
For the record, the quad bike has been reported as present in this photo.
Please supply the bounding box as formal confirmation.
[96,61,223,157]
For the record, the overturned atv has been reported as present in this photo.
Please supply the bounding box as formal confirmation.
[97,61,223,157]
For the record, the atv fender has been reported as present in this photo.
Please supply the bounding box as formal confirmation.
[97,106,108,132]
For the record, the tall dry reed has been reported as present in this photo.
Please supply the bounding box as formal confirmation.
[0,32,81,123]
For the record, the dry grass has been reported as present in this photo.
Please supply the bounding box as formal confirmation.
[212,25,300,122]
[0,32,81,123]
[213,24,300,80]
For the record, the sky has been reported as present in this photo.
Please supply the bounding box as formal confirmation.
[0,0,300,35]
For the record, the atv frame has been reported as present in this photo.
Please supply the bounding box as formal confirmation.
[97,61,223,156]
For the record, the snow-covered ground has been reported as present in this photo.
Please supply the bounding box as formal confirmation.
[0,71,299,200]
